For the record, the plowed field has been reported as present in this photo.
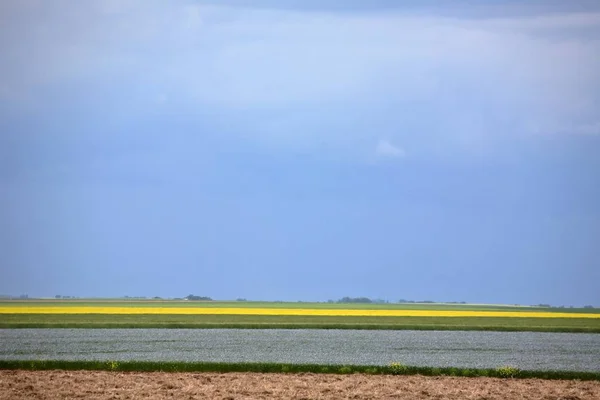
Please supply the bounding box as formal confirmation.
[1,370,599,400]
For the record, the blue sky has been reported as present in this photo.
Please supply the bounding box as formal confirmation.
[1,0,599,305]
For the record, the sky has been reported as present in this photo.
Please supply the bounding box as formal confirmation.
[1,0,599,305]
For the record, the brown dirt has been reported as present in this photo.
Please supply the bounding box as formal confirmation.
[1,370,599,400]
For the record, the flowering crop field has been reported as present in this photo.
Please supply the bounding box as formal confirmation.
[1,301,598,332]
[0,305,598,318]
[2,329,600,372]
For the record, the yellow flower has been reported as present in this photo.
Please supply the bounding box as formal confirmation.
[0,306,597,318]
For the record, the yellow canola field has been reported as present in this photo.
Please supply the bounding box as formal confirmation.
[0,307,598,318]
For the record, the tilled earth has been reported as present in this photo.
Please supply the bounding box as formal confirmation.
[1,370,599,400]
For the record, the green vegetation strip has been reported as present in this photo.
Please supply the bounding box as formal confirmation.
[2,314,599,333]
[0,360,598,381]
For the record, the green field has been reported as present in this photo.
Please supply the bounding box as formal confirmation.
[1,360,599,381]
[1,313,599,332]
[1,300,599,332]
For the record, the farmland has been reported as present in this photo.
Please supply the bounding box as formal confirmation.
[3,308,596,375]
[1,300,599,332]
[2,300,600,398]
[2,329,599,371]
[3,370,600,400]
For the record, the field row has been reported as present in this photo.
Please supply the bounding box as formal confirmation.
[4,327,597,371]
[2,300,598,313]
[4,370,600,400]
[1,306,598,318]
[1,314,600,332]
[2,360,600,381]
[2,301,598,332]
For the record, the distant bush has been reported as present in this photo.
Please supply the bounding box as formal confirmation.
[337,297,372,303]
[389,363,409,375]
[105,361,119,371]
[185,295,212,301]
[496,366,520,378]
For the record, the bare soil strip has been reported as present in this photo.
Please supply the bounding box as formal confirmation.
[1,370,600,400]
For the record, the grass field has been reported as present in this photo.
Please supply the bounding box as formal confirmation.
[2,313,600,332]
[1,360,599,381]
[1,300,599,332]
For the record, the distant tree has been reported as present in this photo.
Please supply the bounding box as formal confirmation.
[584,305,595,309]
[236,298,247,302]
[55,295,61,299]
[337,297,372,304]
[185,294,212,301]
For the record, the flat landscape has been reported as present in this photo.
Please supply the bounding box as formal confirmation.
[2,370,600,400]
[2,299,599,399]
[4,0,599,398]
[1,300,599,332]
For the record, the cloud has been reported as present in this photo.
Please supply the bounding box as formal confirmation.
[375,139,405,158]
[0,1,599,158]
